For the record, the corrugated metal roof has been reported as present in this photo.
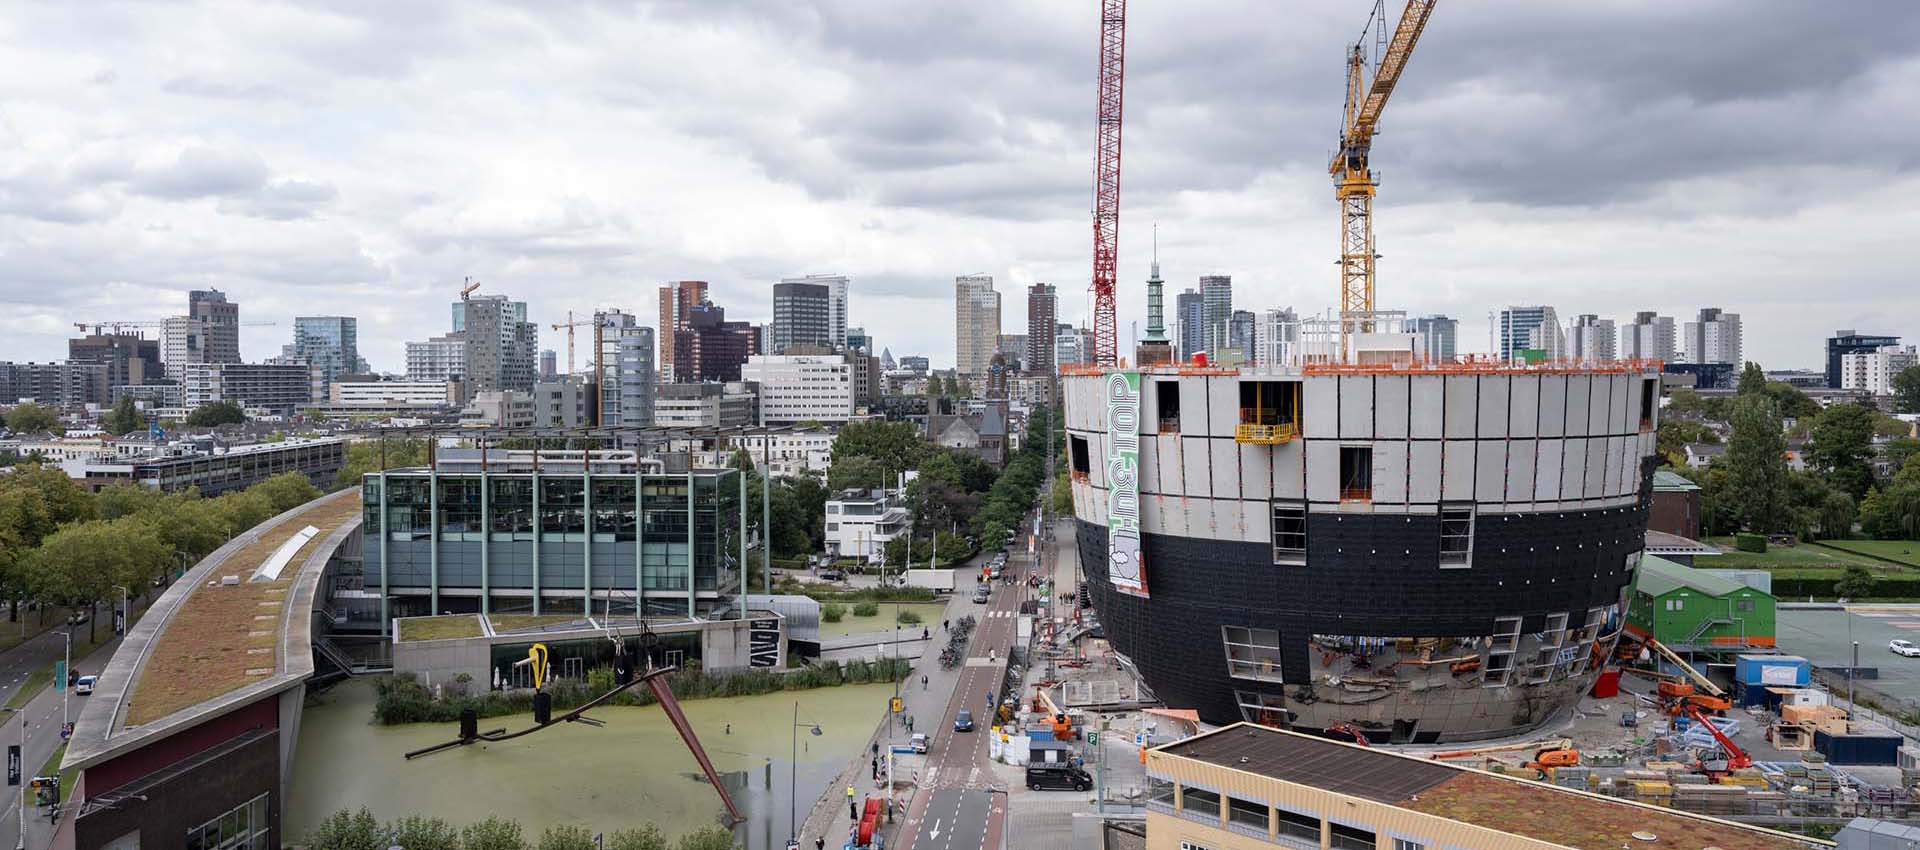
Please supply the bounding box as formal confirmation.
[1637,554,1767,598]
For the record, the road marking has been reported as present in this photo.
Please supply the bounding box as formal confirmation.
[929,819,941,840]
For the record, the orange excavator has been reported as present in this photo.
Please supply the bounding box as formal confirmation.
[1429,738,1579,774]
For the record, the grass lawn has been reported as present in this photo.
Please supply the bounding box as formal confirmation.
[397,615,484,642]
[1817,539,1920,568]
[1701,537,1900,573]
[488,614,590,634]
[38,741,75,803]
[817,601,950,641]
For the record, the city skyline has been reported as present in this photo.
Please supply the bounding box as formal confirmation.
[3,2,1917,372]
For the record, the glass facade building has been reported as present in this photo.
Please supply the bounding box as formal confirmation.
[362,463,746,623]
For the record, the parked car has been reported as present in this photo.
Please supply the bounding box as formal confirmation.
[973,585,991,604]
[1025,765,1093,792]
[1891,639,1920,658]
[819,569,845,582]
[74,675,97,695]
[909,732,930,754]
[67,610,90,626]
[954,709,975,732]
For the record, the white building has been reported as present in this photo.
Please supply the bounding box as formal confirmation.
[782,274,850,351]
[741,355,854,424]
[330,381,461,406]
[655,381,759,429]
[1840,345,1919,396]
[726,431,834,478]
[1619,312,1677,362]
[1682,308,1742,366]
[406,334,467,382]
[459,390,533,427]
[825,486,911,564]
[955,275,1001,379]
[1253,308,1302,367]
[1054,326,1090,370]
[1569,314,1617,363]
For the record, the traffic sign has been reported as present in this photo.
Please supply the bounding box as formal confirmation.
[6,744,18,786]
[1086,731,1099,745]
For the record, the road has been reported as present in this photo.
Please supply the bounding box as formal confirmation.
[0,623,121,850]
[893,533,1030,850]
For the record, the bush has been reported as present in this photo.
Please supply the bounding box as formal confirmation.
[1836,565,1878,600]
[462,817,527,850]
[896,609,923,625]
[1734,532,1768,553]
[539,825,596,850]
[852,601,880,617]
[820,602,846,623]
[607,826,669,850]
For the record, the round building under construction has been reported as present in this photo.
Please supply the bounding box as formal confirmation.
[1061,330,1664,744]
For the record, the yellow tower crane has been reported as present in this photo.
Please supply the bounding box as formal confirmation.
[1331,0,1437,348]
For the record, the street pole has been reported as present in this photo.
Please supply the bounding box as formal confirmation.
[1096,718,1109,814]
[1851,640,1860,713]
[789,702,799,844]
[16,713,25,850]
[62,628,70,727]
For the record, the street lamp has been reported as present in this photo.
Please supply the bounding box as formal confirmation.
[789,702,823,847]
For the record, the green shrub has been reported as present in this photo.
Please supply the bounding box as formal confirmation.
[462,817,527,850]
[538,825,597,850]
[852,601,880,617]
[896,609,923,625]
[821,602,846,622]
[1734,532,1768,553]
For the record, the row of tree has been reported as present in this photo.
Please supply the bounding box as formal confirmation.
[307,809,733,850]
[0,465,322,642]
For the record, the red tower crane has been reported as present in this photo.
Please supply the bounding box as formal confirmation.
[1089,0,1126,367]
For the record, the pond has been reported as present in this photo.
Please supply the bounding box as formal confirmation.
[287,677,894,848]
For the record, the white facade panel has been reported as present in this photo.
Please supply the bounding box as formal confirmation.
[1508,375,1540,438]
[1586,375,1613,436]
[1140,434,1165,495]
[1208,378,1239,438]
[1239,444,1273,499]
[1155,493,1188,537]
[1612,375,1636,434]
[1374,440,1409,504]
[1558,437,1585,502]
[1564,375,1592,438]
[1138,377,1162,436]
[1179,436,1210,499]
[1409,441,1443,503]
[1273,441,1306,500]
[1477,439,1510,503]
[1374,376,1409,439]
[1086,482,1109,525]
[1303,377,1339,439]
[1538,375,1567,438]
[1604,435,1627,498]
[1178,376,1211,437]
[1065,378,1096,430]
[1241,495,1270,542]
[1478,376,1511,438]
[1306,440,1340,503]
[1513,439,1544,503]
[1088,432,1109,490]
[1585,437,1609,500]
[1410,376,1445,438]
[1444,440,1478,502]
[1139,493,1166,535]
[1210,439,1241,499]
[1215,499,1249,543]
[1443,375,1478,437]
[1339,375,1374,439]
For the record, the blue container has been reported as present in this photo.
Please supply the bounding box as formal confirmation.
[1737,654,1809,687]
[1815,730,1901,765]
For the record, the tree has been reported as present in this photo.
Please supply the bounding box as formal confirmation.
[1656,419,1718,467]
[1737,362,1767,394]
[1723,394,1789,533]
[249,472,323,514]
[1819,491,1858,540]
[1665,388,1707,418]
[1836,565,1877,600]
[830,420,925,472]
[27,517,170,642]
[1861,483,1920,540]
[606,826,669,850]
[184,400,248,427]
[1887,438,1920,476]
[538,825,597,850]
[306,809,384,850]
[1808,403,1877,499]
[826,454,888,494]
[1895,365,1920,414]
[461,817,529,850]
[925,374,944,398]
[333,438,428,490]
[389,816,461,850]
[3,402,61,435]
[103,395,144,436]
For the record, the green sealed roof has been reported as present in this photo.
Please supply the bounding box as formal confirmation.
[1653,469,1702,492]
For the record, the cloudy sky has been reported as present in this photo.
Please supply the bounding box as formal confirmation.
[3,1,1917,371]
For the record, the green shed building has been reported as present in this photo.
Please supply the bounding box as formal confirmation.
[1626,555,1776,650]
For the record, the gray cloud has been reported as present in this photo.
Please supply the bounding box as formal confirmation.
[130,147,271,200]
[217,178,340,220]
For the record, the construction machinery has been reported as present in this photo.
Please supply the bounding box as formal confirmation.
[550,310,593,377]
[1087,0,1125,366]
[1032,686,1075,740]
[460,275,482,300]
[1330,0,1437,345]
[1319,723,1371,747]
[1681,704,1753,779]
[1429,738,1580,773]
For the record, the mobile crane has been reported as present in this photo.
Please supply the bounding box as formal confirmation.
[1681,703,1753,779]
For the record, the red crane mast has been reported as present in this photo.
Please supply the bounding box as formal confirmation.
[1090,0,1126,366]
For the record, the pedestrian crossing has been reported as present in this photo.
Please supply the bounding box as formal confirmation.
[979,610,1016,619]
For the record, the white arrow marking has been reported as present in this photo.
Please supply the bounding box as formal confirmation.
[930,819,942,840]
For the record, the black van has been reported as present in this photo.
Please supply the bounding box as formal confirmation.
[1024,765,1093,791]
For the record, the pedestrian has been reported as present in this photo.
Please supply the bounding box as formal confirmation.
[921,674,928,690]
[847,784,857,819]
[943,619,950,632]
[922,627,929,640]
[725,723,731,735]
[816,838,825,850]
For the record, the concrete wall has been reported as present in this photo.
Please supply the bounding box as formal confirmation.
[392,616,787,684]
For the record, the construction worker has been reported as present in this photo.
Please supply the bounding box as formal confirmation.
[847,784,857,819]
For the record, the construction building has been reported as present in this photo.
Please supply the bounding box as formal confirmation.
[1626,555,1776,651]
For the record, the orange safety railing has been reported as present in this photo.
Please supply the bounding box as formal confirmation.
[1235,422,1299,444]
[1339,487,1373,502]
[1303,357,1666,376]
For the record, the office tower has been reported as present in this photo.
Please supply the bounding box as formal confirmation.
[1175,289,1204,359]
[1054,325,1091,369]
[1227,310,1256,355]
[1200,275,1233,353]
[539,350,557,379]
[742,355,855,424]
[1681,308,1742,366]
[458,295,539,392]
[68,333,163,388]
[771,281,834,354]
[407,334,466,383]
[1570,314,1617,362]
[673,303,755,383]
[589,310,656,427]
[996,334,1028,372]
[1407,314,1458,363]
[286,316,361,397]
[1252,308,1300,367]
[1619,312,1678,363]
[1027,283,1057,375]
[846,328,874,354]
[955,275,1001,378]
[781,275,849,349]
[190,289,241,363]
[1826,330,1901,389]
[657,280,710,377]
[1493,305,1563,362]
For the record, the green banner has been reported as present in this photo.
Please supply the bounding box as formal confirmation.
[1105,371,1146,596]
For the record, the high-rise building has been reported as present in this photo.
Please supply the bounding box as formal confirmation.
[189,289,241,364]
[1827,330,1902,389]
[0,361,108,408]
[995,334,1028,373]
[68,333,163,389]
[182,362,312,415]
[846,328,874,354]
[1619,312,1677,363]
[1492,305,1562,362]
[1570,314,1617,362]
[741,354,854,424]
[161,317,206,373]
[1175,289,1205,359]
[1407,314,1457,363]
[1200,275,1233,353]
[540,349,558,379]
[286,316,361,398]
[1026,283,1057,375]
[457,295,539,392]
[1054,325,1091,369]
[672,303,755,383]
[589,311,655,427]
[406,334,466,383]
[1681,308,1742,366]
[531,378,590,427]
[781,275,849,350]
[954,275,1000,378]
[1227,309,1256,356]
[1252,308,1300,367]
[656,280,710,377]
[770,281,833,354]
[1840,345,1918,396]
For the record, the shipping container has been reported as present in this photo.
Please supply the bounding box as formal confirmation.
[1815,729,1902,765]
[1737,654,1809,687]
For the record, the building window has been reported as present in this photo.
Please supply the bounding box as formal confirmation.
[1339,446,1372,501]
[1157,380,1181,433]
[1180,786,1221,818]
[1528,612,1570,684]
[185,793,268,850]
[1485,615,1522,687]
[1736,598,1755,612]
[1235,690,1291,727]
[1394,840,1428,850]
[1180,844,1216,850]
[1438,505,1474,568]
[1666,598,1684,612]
[826,523,839,532]
[1330,823,1377,850]
[1228,796,1268,830]
[1271,501,1307,564]
[1222,626,1284,682]
[1640,378,1657,431]
[1275,808,1321,845]
[1069,435,1091,479]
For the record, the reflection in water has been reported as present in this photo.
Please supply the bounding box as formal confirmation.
[288,679,895,849]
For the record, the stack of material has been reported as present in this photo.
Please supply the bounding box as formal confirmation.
[1784,704,1849,735]
[1627,780,1674,806]
[1672,784,1755,817]
[1553,766,1593,791]
[1771,722,1814,750]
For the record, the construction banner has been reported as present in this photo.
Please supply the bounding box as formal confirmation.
[1104,371,1147,597]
